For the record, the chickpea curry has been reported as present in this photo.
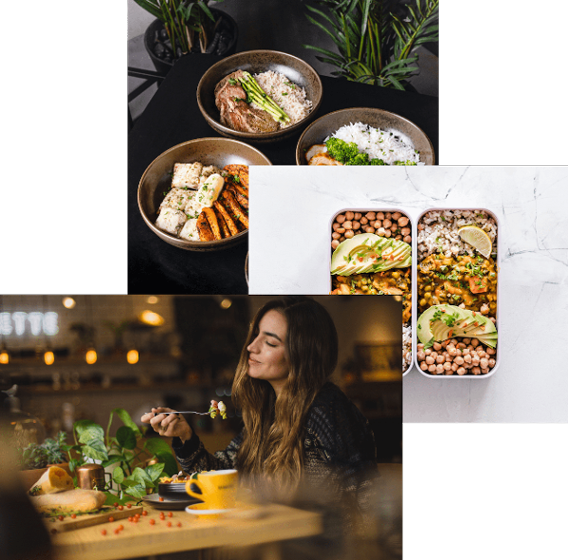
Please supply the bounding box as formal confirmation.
[417,253,497,314]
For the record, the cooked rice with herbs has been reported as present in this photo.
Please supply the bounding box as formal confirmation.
[252,71,311,128]
[417,210,497,259]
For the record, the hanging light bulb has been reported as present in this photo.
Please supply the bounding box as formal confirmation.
[62,297,76,309]
[127,349,139,364]
[220,298,232,309]
[139,310,164,326]
[0,347,9,364]
[44,350,55,365]
[85,348,97,365]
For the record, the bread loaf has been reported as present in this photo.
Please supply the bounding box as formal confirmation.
[29,466,74,495]
[31,489,106,513]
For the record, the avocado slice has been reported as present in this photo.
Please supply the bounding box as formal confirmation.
[331,234,411,276]
[417,304,498,347]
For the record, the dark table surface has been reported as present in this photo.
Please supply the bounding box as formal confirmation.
[128,54,438,295]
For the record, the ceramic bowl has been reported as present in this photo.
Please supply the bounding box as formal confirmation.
[138,138,271,251]
[295,107,435,165]
[197,50,323,143]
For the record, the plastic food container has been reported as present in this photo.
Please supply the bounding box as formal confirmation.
[413,208,501,379]
[328,208,414,376]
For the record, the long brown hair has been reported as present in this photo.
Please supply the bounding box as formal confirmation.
[232,297,338,492]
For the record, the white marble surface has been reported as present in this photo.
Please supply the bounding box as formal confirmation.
[249,166,568,422]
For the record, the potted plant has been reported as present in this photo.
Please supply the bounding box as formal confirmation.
[134,0,239,74]
[18,432,72,489]
[303,0,439,90]
[66,408,178,502]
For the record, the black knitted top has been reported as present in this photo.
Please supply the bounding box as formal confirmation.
[172,382,377,513]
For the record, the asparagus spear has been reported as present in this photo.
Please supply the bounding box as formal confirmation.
[237,71,291,124]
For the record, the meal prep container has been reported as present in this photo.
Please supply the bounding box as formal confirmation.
[328,208,414,376]
[413,208,501,379]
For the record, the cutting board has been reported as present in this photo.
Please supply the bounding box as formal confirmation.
[44,505,144,533]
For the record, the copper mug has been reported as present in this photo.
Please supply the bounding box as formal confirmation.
[76,464,110,491]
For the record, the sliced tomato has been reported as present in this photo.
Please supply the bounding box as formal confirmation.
[469,276,488,294]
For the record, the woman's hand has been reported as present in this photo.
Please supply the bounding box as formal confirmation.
[140,407,192,443]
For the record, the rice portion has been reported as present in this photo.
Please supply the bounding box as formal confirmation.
[417,210,498,259]
[252,71,312,128]
[326,122,422,165]
[403,323,412,371]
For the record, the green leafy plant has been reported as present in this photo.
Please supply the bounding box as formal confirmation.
[304,0,439,90]
[134,0,226,56]
[66,408,178,501]
[19,432,67,470]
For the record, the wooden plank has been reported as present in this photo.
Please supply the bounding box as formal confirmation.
[45,505,143,533]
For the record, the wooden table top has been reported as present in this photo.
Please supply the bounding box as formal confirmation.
[51,502,322,560]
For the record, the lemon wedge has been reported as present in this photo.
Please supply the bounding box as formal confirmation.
[458,226,492,258]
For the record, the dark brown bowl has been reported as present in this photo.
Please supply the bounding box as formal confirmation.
[295,107,435,165]
[197,50,323,144]
[138,138,271,251]
[158,482,202,502]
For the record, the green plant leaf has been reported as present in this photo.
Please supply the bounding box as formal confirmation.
[157,452,179,477]
[116,426,137,450]
[68,458,80,473]
[74,420,105,444]
[144,437,174,456]
[113,466,125,484]
[81,439,109,462]
[145,463,166,482]
[129,467,154,488]
[124,484,147,499]
[112,409,141,436]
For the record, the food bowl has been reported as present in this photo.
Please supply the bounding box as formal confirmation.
[197,50,323,144]
[328,208,414,376]
[295,107,435,165]
[413,208,501,379]
[158,482,197,501]
[138,138,271,251]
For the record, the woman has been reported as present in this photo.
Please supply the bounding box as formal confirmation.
[141,296,377,506]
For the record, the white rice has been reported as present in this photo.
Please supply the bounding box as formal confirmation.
[326,122,422,165]
[252,71,311,128]
[417,210,498,259]
[403,323,412,371]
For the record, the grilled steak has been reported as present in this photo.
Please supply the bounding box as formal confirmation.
[214,71,279,133]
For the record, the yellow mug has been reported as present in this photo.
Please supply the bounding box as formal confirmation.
[185,469,238,510]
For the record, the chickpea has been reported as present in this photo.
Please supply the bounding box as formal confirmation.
[336,214,346,224]
[436,355,445,364]
[401,227,411,236]
[428,364,437,373]
[385,212,392,219]
[451,363,459,372]
[486,347,496,355]
[392,212,401,221]
[443,362,452,371]
[366,212,376,220]
[390,223,398,232]
[480,358,489,369]
[488,358,496,368]
[403,236,412,244]
[424,348,432,355]
[395,235,402,241]
[472,367,481,375]
[420,361,428,371]
[471,339,480,348]
[331,240,340,249]
[332,232,340,240]
[417,351,426,361]
[417,343,424,350]
[457,367,466,376]
[397,216,409,227]
[481,368,489,375]
[365,226,375,234]
[374,221,383,229]
[463,338,471,345]
[345,230,354,239]
[339,236,345,242]
[417,223,424,230]
[463,354,472,364]
[336,227,345,234]
[425,356,435,365]
[354,212,362,220]
[457,343,466,349]
[471,356,480,366]
[435,364,445,374]
[454,356,464,366]
[376,212,385,220]
[377,227,386,236]
[332,222,341,231]
[383,219,392,228]
[343,221,353,230]
[433,342,442,351]
[345,211,354,221]
[430,352,438,360]
[384,230,392,238]
[359,217,367,226]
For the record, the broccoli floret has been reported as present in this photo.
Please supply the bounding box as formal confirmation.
[347,152,371,166]
[325,138,360,164]
[370,158,386,166]
[393,160,418,166]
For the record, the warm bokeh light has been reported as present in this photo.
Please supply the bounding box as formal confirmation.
[127,350,139,364]
[62,297,76,309]
[85,349,97,365]
[147,296,159,304]
[44,351,55,365]
[220,298,232,309]
[0,351,9,365]
[139,310,165,326]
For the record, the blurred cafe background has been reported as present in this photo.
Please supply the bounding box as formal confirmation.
[0,295,402,560]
